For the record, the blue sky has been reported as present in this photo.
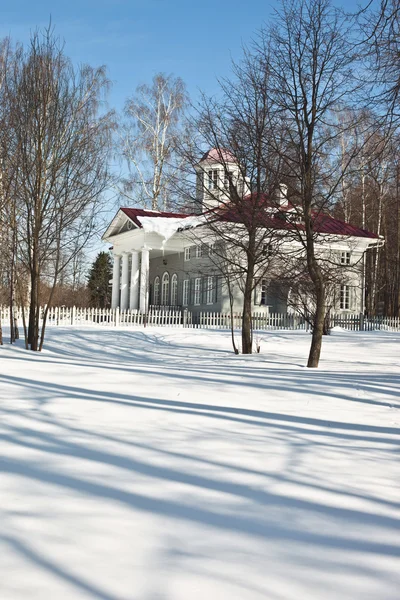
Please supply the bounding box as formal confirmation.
[0,0,364,113]
[0,0,368,257]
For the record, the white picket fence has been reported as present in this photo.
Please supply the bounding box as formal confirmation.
[1,305,400,332]
[0,306,188,328]
[195,311,307,330]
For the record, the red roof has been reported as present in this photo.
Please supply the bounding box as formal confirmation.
[311,213,379,239]
[199,147,237,164]
[121,205,379,240]
[204,196,379,239]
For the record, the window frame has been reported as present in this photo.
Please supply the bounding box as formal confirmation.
[161,272,170,306]
[340,251,351,265]
[153,276,160,305]
[340,284,350,310]
[208,169,218,190]
[171,274,178,306]
[194,277,201,305]
[223,170,233,189]
[260,280,267,306]
[184,247,191,261]
[206,276,214,304]
[183,279,189,306]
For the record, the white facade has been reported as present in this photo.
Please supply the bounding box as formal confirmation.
[102,211,380,315]
[102,148,382,315]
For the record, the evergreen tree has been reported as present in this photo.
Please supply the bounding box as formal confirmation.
[87,252,112,308]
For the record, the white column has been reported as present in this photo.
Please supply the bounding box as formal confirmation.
[111,254,121,309]
[139,247,150,313]
[120,252,129,311]
[129,251,140,310]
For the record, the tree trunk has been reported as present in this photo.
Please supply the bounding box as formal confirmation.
[28,254,40,351]
[242,258,254,354]
[27,278,36,347]
[227,276,239,354]
[304,158,325,368]
[39,270,59,351]
[308,281,325,367]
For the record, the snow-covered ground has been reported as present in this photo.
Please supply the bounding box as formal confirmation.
[0,326,399,600]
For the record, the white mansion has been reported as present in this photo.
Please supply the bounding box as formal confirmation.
[102,149,381,317]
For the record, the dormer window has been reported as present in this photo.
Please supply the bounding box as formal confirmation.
[341,251,351,265]
[208,170,218,190]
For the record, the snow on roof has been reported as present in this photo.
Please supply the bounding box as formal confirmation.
[120,207,189,227]
[120,208,205,241]
[139,215,206,241]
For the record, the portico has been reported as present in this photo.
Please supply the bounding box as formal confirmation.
[110,248,150,312]
[102,207,191,313]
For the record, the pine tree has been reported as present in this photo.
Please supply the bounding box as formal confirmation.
[87,252,112,308]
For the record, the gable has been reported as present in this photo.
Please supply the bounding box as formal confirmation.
[102,210,139,241]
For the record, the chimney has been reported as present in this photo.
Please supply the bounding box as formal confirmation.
[277,183,288,206]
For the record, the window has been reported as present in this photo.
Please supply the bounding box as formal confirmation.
[260,280,267,305]
[208,169,218,190]
[153,276,160,305]
[196,171,204,192]
[340,285,350,310]
[263,244,273,257]
[223,170,232,189]
[171,274,178,306]
[196,245,203,258]
[161,272,170,305]
[183,279,189,306]
[184,247,191,261]
[208,242,215,256]
[194,277,201,305]
[341,251,351,265]
[206,276,214,304]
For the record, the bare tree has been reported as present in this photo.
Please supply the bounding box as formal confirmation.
[4,27,112,350]
[254,0,374,367]
[0,38,16,345]
[180,45,292,354]
[119,73,189,211]
[359,1,400,315]
[181,0,375,363]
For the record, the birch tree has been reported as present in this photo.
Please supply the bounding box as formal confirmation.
[120,73,189,211]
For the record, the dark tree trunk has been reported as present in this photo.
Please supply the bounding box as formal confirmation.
[27,281,35,347]
[304,159,326,368]
[308,281,325,367]
[227,276,239,354]
[242,254,255,354]
[28,251,40,351]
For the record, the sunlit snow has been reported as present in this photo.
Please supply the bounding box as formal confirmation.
[0,327,399,600]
